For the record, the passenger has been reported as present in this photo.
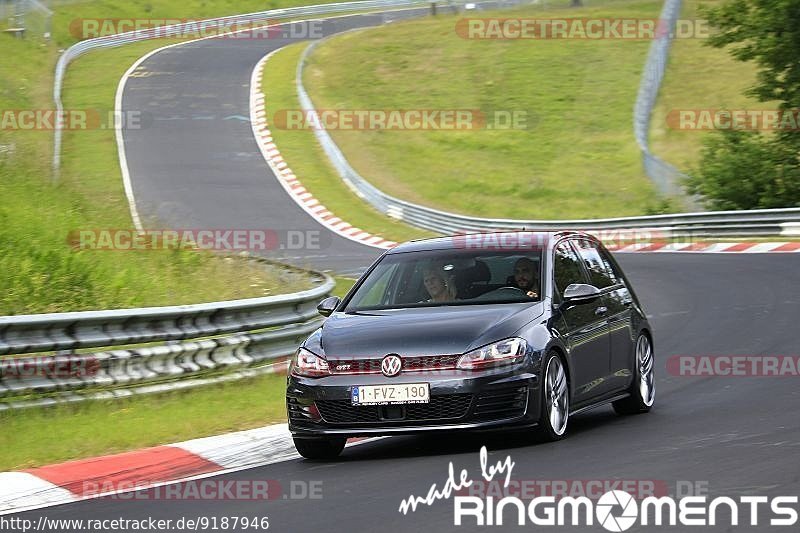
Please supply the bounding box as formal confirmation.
[423,267,456,303]
[512,257,539,299]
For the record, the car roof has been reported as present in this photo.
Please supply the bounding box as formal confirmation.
[386,231,597,254]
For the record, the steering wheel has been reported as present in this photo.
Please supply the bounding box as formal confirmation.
[472,286,528,301]
[496,286,527,295]
[496,286,539,299]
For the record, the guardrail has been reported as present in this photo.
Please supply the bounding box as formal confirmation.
[0,275,334,410]
[294,21,800,238]
[633,0,689,198]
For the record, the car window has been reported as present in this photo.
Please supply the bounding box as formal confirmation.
[355,263,399,307]
[553,241,586,297]
[597,246,624,286]
[574,239,617,289]
[344,249,543,311]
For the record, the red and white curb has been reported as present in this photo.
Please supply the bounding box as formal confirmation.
[609,241,800,253]
[249,50,397,250]
[0,424,376,516]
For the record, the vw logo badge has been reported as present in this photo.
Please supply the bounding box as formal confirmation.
[381,354,402,377]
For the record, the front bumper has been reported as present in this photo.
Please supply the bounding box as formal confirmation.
[287,368,540,438]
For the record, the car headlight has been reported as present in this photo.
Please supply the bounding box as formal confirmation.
[456,338,528,370]
[290,347,331,378]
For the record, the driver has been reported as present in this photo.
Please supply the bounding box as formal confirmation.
[511,257,539,299]
[422,266,456,303]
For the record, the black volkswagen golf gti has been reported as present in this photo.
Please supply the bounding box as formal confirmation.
[287,231,655,459]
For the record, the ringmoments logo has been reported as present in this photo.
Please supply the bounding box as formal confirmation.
[398,449,799,528]
[453,491,799,528]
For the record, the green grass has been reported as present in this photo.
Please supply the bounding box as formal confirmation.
[0,275,356,470]
[0,0,373,469]
[1,0,379,469]
[649,0,777,174]
[0,277,357,470]
[0,373,289,470]
[262,43,433,242]
[0,36,293,315]
[48,0,342,47]
[301,0,670,220]
[1,0,368,314]
[331,276,356,297]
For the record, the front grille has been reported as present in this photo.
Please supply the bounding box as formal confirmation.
[327,355,460,375]
[404,355,460,371]
[473,386,528,421]
[405,394,472,419]
[315,399,381,423]
[316,394,473,425]
[328,359,382,374]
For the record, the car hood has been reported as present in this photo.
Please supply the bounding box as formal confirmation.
[311,303,544,358]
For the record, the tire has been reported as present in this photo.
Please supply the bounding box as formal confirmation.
[293,437,347,460]
[535,352,570,441]
[613,332,655,415]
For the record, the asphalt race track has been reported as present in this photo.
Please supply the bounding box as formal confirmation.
[15,7,800,533]
[119,9,441,276]
[14,253,800,531]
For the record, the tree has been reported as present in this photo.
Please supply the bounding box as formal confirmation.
[688,130,800,209]
[689,0,800,209]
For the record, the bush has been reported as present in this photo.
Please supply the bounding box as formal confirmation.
[688,130,800,210]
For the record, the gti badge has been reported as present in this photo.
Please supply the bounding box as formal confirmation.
[381,354,402,377]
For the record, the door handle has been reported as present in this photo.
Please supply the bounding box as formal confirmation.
[595,306,608,316]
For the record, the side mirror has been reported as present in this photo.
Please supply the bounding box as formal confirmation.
[316,296,340,317]
[563,283,601,304]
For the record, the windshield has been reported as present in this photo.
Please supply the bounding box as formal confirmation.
[344,249,544,311]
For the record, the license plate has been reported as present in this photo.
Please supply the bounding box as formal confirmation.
[351,383,430,405]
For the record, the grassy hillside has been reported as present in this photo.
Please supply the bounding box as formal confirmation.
[261,43,434,242]
[301,0,668,220]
